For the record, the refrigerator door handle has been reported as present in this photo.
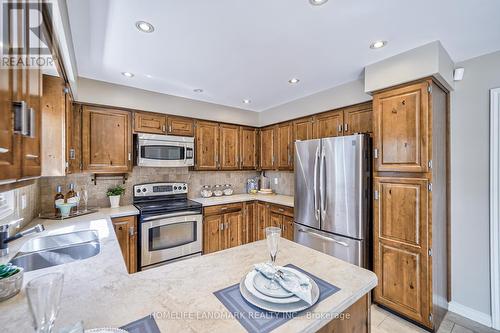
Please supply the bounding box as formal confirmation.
[313,146,320,221]
[297,228,349,247]
[320,147,327,218]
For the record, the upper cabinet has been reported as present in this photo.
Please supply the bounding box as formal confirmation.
[167,116,194,136]
[343,102,373,135]
[134,112,166,134]
[195,120,220,170]
[82,106,132,173]
[219,124,240,170]
[314,110,344,138]
[260,126,275,170]
[293,117,314,142]
[240,127,258,170]
[373,81,429,172]
[276,122,293,170]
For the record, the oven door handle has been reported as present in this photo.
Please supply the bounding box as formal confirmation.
[142,211,201,221]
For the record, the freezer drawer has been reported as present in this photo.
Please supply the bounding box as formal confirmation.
[294,224,366,267]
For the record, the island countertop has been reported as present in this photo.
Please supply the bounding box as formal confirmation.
[0,208,376,333]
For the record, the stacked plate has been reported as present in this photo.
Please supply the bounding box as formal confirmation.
[239,266,320,313]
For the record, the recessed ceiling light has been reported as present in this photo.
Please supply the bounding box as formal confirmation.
[309,0,328,5]
[135,21,154,33]
[288,78,300,84]
[145,74,152,78]
[193,88,203,93]
[370,40,387,49]
[121,72,134,78]
[243,99,251,104]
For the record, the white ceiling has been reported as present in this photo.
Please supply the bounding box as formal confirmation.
[66,0,500,112]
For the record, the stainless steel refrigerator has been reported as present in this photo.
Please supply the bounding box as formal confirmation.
[294,134,370,267]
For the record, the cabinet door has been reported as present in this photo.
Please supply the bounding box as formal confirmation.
[260,126,275,170]
[256,202,270,240]
[66,103,82,174]
[314,110,344,138]
[203,214,223,254]
[0,3,20,181]
[240,127,258,170]
[111,218,130,269]
[128,216,138,274]
[244,201,256,244]
[134,111,166,134]
[373,81,429,172]
[224,211,243,249]
[167,116,194,136]
[373,177,430,327]
[293,117,314,141]
[344,102,373,135]
[283,216,294,241]
[276,122,293,170]
[219,124,240,170]
[82,107,132,172]
[195,121,219,170]
[270,212,282,229]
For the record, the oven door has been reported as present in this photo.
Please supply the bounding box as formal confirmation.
[141,212,202,267]
[137,138,194,167]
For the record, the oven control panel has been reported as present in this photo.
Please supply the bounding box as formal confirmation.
[133,182,188,197]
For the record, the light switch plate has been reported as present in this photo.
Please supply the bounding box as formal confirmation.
[21,194,27,210]
[274,178,278,185]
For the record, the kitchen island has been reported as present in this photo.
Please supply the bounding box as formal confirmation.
[0,209,377,332]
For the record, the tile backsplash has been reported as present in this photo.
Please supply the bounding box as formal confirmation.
[262,171,294,196]
[39,167,259,211]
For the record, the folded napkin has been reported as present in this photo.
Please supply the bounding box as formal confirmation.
[254,263,313,305]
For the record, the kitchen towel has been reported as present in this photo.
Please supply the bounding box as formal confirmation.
[213,264,340,333]
[121,315,160,333]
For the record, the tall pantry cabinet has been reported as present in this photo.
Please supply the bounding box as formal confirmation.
[372,79,448,330]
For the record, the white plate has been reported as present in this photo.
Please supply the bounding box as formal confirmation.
[240,274,320,313]
[253,271,294,298]
[85,329,128,333]
[245,270,300,304]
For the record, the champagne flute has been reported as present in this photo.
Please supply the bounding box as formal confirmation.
[265,226,281,290]
[26,272,64,333]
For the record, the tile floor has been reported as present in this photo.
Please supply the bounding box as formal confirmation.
[371,305,500,333]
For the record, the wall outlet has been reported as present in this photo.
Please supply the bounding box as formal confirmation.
[21,194,27,210]
[274,178,278,185]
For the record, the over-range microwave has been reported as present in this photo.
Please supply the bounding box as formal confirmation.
[136,133,194,167]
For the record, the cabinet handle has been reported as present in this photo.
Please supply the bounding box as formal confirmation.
[225,222,229,229]
[337,124,343,133]
[129,226,134,236]
[25,154,39,160]
[128,153,131,161]
[344,123,348,132]
[373,148,379,159]
[220,223,224,231]
[278,208,284,212]
[162,125,166,132]
[220,207,228,211]
[169,125,172,132]
[0,147,9,153]
[13,101,28,135]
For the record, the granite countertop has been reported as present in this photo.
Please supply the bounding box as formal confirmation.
[192,193,294,207]
[0,206,376,333]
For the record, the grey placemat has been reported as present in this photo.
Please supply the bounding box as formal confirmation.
[213,264,340,333]
[121,315,160,333]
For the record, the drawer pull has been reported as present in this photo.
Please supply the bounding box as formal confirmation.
[25,154,39,160]
[0,147,9,153]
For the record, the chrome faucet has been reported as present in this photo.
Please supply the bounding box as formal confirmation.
[0,222,45,257]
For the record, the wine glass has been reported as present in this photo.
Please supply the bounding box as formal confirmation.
[81,186,88,212]
[74,191,80,213]
[265,226,281,290]
[26,272,64,333]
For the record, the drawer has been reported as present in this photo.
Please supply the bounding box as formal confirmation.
[270,204,294,217]
[204,202,243,216]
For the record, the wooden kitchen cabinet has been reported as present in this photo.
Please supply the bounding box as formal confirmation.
[167,116,194,136]
[314,110,344,139]
[269,204,294,241]
[203,214,223,254]
[260,126,275,170]
[203,203,243,254]
[195,120,219,170]
[82,106,132,173]
[243,201,256,244]
[256,202,271,240]
[111,215,137,273]
[240,127,258,170]
[373,81,429,172]
[219,124,240,170]
[293,117,314,142]
[343,102,373,135]
[134,111,166,134]
[373,177,430,325]
[66,103,82,174]
[276,122,293,170]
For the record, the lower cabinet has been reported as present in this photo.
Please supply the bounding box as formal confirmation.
[203,201,294,254]
[111,215,137,273]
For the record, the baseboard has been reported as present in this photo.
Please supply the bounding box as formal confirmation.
[448,301,492,327]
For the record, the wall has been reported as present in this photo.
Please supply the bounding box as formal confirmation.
[39,168,258,211]
[259,79,371,126]
[449,50,500,319]
[364,41,455,93]
[76,77,260,126]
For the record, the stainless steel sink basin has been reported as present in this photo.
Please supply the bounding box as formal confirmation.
[18,230,99,253]
[9,241,100,272]
[9,230,101,272]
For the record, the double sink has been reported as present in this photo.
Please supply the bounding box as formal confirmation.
[9,230,101,272]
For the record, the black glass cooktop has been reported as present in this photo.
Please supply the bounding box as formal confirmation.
[134,198,202,217]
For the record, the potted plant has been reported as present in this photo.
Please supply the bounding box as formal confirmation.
[106,185,125,208]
